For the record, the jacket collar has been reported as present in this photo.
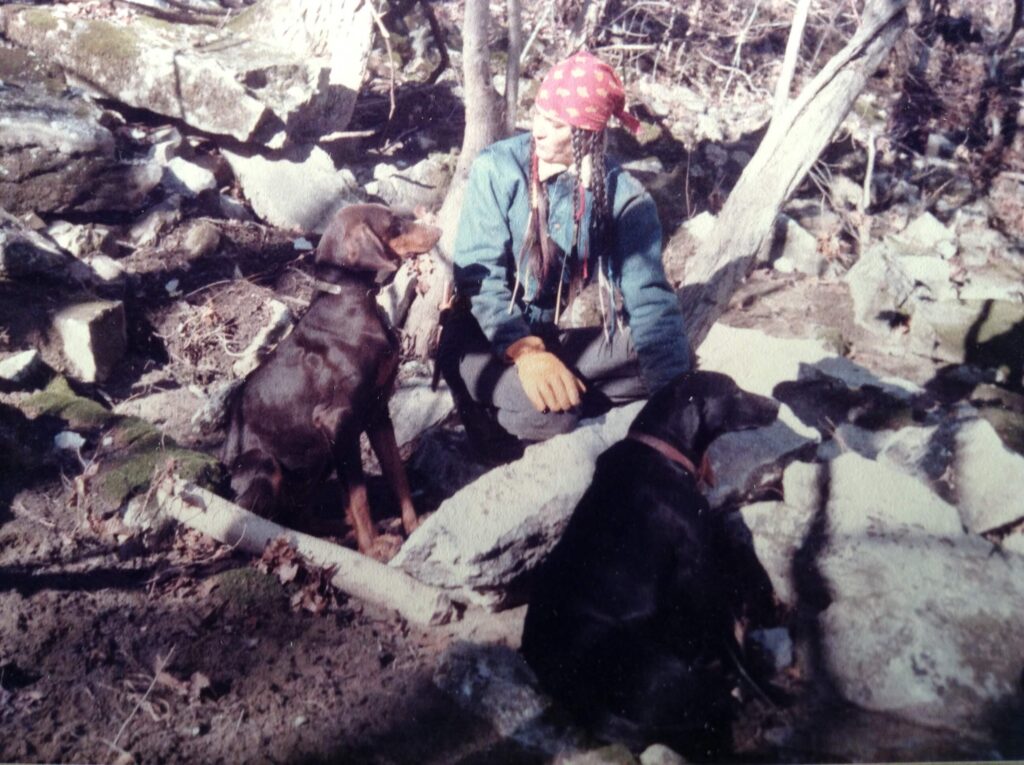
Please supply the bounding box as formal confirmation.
[536,155,593,185]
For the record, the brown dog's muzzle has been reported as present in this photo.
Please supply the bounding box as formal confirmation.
[387,222,442,257]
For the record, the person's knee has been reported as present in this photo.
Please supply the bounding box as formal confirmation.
[497,406,580,441]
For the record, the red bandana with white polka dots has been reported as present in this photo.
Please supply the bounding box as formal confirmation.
[535,51,641,134]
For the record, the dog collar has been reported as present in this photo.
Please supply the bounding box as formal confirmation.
[627,431,715,487]
[309,277,344,295]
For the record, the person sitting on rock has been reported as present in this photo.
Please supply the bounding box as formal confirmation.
[438,51,692,461]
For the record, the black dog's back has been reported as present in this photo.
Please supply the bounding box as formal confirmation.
[522,442,735,757]
[521,371,779,759]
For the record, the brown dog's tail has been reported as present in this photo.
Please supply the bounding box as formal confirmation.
[228,449,283,518]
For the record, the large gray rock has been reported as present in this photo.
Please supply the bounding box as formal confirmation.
[0,350,48,389]
[391,402,644,608]
[879,411,1024,533]
[892,211,957,259]
[223,146,364,233]
[0,83,160,215]
[706,419,816,508]
[950,417,1024,533]
[0,4,367,145]
[771,215,829,277]
[368,154,454,211]
[844,213,1024,370]
[389,362,454,449]
[0,210,80,280]
[697,323,915,435]
[433,641,583,757]
[818,534,1024,731]
[741,453,962,605]
[910,298,1024,369]
[845,241,927,328]
[45,221,117,259]
[741,458,1024,732]
[53,300,127,383]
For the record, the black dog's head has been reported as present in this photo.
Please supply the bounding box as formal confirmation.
[316,203,442,275]
[630,371,779,462]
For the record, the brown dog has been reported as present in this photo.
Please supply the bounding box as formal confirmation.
[222,204,442,558]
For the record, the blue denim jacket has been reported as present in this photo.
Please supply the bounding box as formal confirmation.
[452,132,691,392]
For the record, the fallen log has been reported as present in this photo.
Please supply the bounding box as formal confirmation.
[147,476,459,626]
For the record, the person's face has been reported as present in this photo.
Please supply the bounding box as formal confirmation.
[532,110,574,165]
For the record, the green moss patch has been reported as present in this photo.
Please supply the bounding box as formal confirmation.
[214,567,287,613]
[23,377,113,429]
[97,445,222,508]
[21,376,222,511]
[77,19,141,63]
[19,7,60,34]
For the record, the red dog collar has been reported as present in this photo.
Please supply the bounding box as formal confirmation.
[627,431,716,487]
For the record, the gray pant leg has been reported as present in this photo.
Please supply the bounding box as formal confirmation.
[438,312,646,442]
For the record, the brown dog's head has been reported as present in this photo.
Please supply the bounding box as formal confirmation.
[316,203,442,274]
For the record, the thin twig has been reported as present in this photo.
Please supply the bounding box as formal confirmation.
[725,0,762,94]
[772,0,813,125]
[860,130,877,212]
[519,0,554,66]
[697,51,760,93]
[112,646,176,748]
[367,0,397,121]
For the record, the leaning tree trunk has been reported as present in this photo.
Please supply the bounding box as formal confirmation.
[678,0,910,351]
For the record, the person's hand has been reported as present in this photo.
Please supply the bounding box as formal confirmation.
[507,336,586,413]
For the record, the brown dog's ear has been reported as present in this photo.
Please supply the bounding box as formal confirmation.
[317,220,398,274]
[343,222,399,273]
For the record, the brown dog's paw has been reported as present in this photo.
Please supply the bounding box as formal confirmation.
[366,533,404,563]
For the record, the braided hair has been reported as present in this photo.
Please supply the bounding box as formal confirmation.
[570,127,610,240]
[522,128,610,298]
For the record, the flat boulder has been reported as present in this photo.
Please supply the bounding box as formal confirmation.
[392,402,644,609]
[0,3,369,145]
[741,454,1024,733]
[223,146,364,233]
[818,533,1024,731]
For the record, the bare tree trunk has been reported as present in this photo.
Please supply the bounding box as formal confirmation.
[149,477,458,626]
[771,0,813,124]
[505,0,523,134]
[436,0,505,255]
[404,0,505,358]
[678,0,910,351]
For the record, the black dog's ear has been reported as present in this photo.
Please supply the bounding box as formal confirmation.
[318,221,398,274]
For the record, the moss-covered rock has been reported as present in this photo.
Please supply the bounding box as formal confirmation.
[0,3,362,144]
[20,376,222,512]
[23,376,112,429]
[96,445,222,509]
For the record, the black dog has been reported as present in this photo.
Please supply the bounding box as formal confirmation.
[222,204,441,558]
[521,371,779,759]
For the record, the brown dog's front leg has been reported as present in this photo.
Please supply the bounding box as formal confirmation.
[367,415,419,537]
[338,440,377,555]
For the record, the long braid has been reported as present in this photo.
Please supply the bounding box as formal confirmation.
[588,128,609,233]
